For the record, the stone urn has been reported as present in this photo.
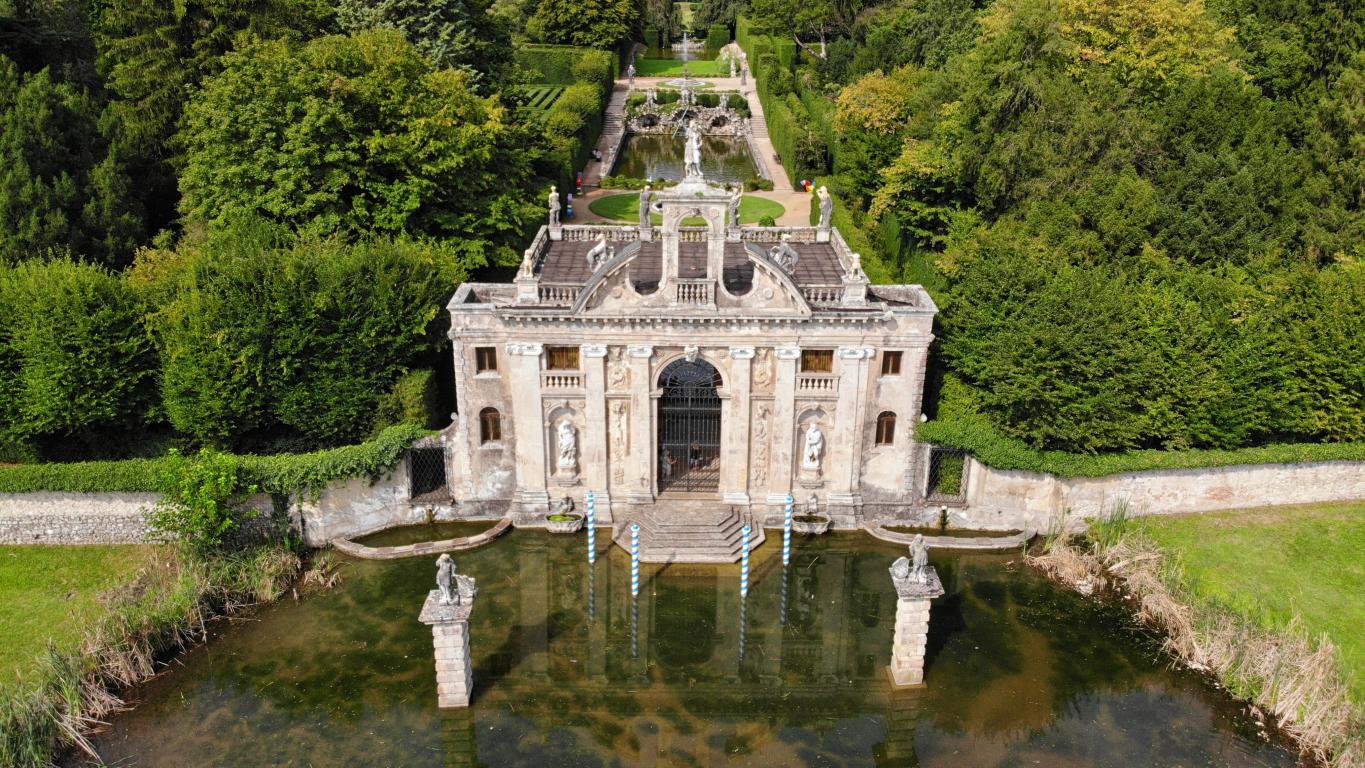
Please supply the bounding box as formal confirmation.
[545,513,585,534]
[792,514,831,535]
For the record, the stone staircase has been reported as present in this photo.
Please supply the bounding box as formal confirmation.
[613,502,766,563]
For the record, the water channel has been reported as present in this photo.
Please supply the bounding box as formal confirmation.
[614,134,756,186]
[78,528,1298,767]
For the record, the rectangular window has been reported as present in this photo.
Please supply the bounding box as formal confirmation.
[881,351,902,376]
[546,346,580,370]
[475,346,497,373]
[801,349,834,373]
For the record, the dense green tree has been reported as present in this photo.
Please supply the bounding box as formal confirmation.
[0,257,155,459]
[848,0,984,76]
[0,57,145,265]
[525,0,637,49]
[135,220,462,449]
[94,0,335,234]
[178,30,541,268]
[0,0,98,85]
[336,0,513,84]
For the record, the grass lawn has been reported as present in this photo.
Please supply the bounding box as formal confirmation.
[589,193,783,224]
[636,58,726,77]
[1135,502,1365,704]
[0,545,160,681]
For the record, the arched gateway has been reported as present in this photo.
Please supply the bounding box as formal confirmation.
[657,358,722,493]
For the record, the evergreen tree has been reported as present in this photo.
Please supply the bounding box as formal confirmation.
[336,0,513,85]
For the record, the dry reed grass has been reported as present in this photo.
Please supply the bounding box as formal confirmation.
[1032,528,1364,767]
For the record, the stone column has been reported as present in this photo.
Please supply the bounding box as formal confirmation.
[419,590,476,707]
[506,342,549,518]
[887,566,943,687]
[765,346,800,514]
[827,346,873,520]
[581,343,612,520]
[626,344,655,504]
[724,346,754,505]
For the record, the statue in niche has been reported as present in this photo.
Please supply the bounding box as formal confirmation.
[683,120,704,181]
[805,494,820,517]
[556,419,578,473]
[435,554,477,606]
[771,238,800,273]
[547,185,560,228]
[817,185,833,229]
[910,534,930,584]
[639,186,652,229]
[801,422,824,472]
[753,349,772,390]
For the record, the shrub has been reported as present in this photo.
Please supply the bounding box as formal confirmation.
[705,23,729,51]
[601,175,652,189]
[372,369,438,433]
[758,215,776,226]
[745,177,774,191]
[0,258,155,457]
[148,449,261,557]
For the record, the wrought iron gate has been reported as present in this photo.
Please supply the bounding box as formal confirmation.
[657,359,722,493]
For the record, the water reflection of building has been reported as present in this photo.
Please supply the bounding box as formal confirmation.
[444,173,937,562]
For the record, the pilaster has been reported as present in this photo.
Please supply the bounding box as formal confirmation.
[581,343,611,520]
[829,346,873,511]
[723,346,754,505]
[447,333,472,497]
[768,346,800,497]
[626,345,655,504]
[506,342,549,515]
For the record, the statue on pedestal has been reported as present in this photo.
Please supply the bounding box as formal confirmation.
[435,554,477,606]
[586,233,613,269]
[728,189,741,227]
[547,186,561,228]
[817,186,833,229]
[639,185,652,229]
[683,120,704,181]
[910,534,929,584]
[627,61,636,88]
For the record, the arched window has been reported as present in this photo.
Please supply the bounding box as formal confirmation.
[479,407,502,444]
[875,411,896,445]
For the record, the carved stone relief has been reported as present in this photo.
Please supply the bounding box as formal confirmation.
[608,347,630,391]
[609,400,628,484]
[752,348,773,392]
[752,404,771,487]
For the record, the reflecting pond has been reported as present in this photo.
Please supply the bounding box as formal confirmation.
[614,134,756,186]
[79,531,1298,767]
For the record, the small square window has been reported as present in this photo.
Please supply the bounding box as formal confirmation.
[475,347,497,373]
[801,349,833,373]
[546,346,580,370]
[881,351,902,376]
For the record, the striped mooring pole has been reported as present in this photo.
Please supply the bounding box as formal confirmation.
[740,524,751,597]
[782,494,793,566]
[630,523,641,597]
[585,491,596,563]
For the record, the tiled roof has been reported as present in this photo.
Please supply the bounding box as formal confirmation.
[537,238,846,288]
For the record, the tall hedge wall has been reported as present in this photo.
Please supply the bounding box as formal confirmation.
[706,24,729,51]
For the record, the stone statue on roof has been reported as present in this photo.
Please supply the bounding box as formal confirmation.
[817,186,833,230]
[684,120,704,181]
[771,236,799,273]
[547,185,560,228]
[586,233,612,269]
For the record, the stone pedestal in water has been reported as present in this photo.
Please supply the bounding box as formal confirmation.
[887,566,943,687]
[419,590,475,707]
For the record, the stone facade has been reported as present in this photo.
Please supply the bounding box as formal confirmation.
[445,178,938,529]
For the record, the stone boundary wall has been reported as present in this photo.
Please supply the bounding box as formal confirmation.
[0,462,417,547]
[959,458,1365,532]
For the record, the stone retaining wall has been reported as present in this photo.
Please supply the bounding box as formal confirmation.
[0,492,159,544]
[959,458,1365,532]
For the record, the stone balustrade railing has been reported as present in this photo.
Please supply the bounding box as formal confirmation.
[677,227,708,242]
[740,228,819,243]
[538,283,580,304]
[561,225,639,242]
[796,373,838,393]
[830,228,856,269]
[675,279,714,305]
[801,286,842,304]
[541,371,584,390]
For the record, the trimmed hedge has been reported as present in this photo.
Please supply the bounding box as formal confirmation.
[706,23,728,51]
[917,418,1365,479]
[515,44,616,85]
[644,27,661,50]
[0,425,429,496]
[808,176,892,283]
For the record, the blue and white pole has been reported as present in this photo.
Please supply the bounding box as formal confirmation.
[585,491,596,563]
[630,523,641,597]
[740,524,751,597]
[782,494,793,566]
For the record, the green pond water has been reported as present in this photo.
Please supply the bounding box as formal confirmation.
[78,530,1298,767]
[614,134,755,186]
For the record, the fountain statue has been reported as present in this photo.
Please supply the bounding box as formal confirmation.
[683,119,704,182]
